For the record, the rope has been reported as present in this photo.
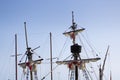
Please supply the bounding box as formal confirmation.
[77,33,100,80]
[85,68,93,80]
[41,54,72,80]
[86,62,99,80]
[41,65,59,80]
[26,68,29,80]
[78,34,89,58]
[80,32,100,57]
[57,37,69,60]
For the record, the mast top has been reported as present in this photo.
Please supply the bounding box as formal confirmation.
[63,11,85,44]
[71,11,77,30]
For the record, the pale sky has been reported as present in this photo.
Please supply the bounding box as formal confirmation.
[0,0,120,80]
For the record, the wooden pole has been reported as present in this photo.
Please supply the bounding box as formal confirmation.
[50,32,53,80]
[15,34,18,80]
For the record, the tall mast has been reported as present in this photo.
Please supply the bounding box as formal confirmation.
[50,32,53,80]
[56,11,100,80]
[18,22,43,80]
[71,11,80,80]
[15,34,18,80]
[99,46,109,80]
[11,34,21,80]
[24,22,33,80]
[63,11,85,80]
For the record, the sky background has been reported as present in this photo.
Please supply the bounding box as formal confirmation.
[0,0,120,80]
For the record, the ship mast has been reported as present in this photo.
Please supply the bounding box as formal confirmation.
[24,22,33,80]
[15,34,18,80]
[63,11,85,80]
[99,46,109,80]
[50,32,53,80]
[71,11,80,80]
[56,12,100,80]
[18,22,43,80]
[10,34,22,80]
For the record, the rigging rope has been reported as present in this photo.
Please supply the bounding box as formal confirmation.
[41,54,72,80]
[78,33,100,80]
[41,64,59,80]
[80,32,99,57]
[85,67,93,80]
[26,68,29,80]
[78,34,89,58]
[82,69,89,80]
[57,37,69,60]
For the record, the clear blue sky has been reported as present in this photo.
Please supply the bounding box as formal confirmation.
[0,0,120,80]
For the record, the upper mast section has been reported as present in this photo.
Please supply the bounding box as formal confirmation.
[71,11,77,31]
[24,22,29,49]
[63,11,85,44]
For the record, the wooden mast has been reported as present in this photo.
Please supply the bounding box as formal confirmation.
[56,11,101,80]
[50,32,53,80]
[18,22,43,80]
[71,11,79,80]
[24,22,33,80]
[99,46,109,80]
[15,34,18,80]
[63,11,84,80]
[11,34,21,80]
